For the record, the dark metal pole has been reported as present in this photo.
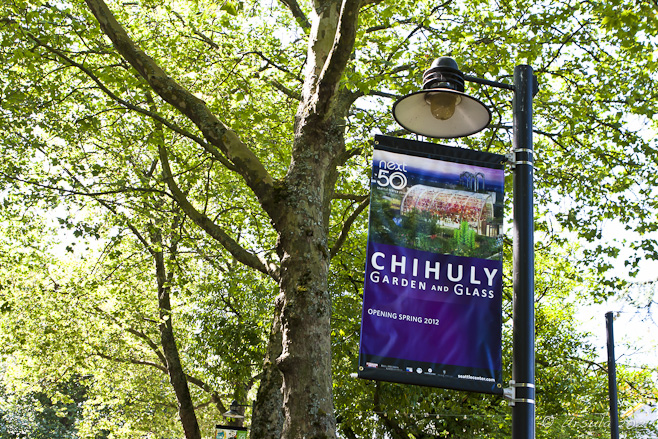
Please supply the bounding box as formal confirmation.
[606,312,620,439]
[512,65,536,439]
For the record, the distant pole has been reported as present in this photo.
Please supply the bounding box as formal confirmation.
[605,311,620,439]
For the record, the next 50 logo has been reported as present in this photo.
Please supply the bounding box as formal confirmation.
[373,159,408,190]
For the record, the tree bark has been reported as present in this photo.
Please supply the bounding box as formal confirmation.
[251,0,362,429]
[269,96,355,439]
[276,189,337,438]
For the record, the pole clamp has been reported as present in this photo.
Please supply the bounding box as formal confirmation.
[502,380,536,406]
[505,149,534,170]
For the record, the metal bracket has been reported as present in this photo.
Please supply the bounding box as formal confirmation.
[505,150,534,170]
[502,380,536,407]
[505,153,515,169]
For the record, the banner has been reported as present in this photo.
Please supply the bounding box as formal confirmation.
[215,426,248,439]
[358,135,506,394]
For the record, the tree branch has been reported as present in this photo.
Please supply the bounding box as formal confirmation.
[26,32,237,172]
[185,374,230,415]
[330,196,369,258]
[151,223,202,439]
[92,305,168,367]
[65,172,159,257]
[360,0,385,7]
[83,0,276,208]
[1,173,169,201]
[367,90,400,100]
[333,193,367,201]
[94,352,168,372]
[271,79,302,101]
[278,0,310,29]
[158,143,280,281]
[126,327,168,366]
[315,0,362,113]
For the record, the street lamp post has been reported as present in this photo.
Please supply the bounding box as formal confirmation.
[511,64,537,439]
[392,57,538,439]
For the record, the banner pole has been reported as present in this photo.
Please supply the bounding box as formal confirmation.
[512,65,536,439]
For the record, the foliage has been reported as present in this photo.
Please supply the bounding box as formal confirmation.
[0,369,94,439]
[0,202,273,437]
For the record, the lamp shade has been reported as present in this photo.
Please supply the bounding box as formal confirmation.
[222,400,245,419]
[222,408,244,419]
[392,88,491,138]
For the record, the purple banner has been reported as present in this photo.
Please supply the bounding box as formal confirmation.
[358,135,506,394]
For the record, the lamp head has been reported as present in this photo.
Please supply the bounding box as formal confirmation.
[222,400,245,419]
[392,57,491,138]
[422,56,465,92]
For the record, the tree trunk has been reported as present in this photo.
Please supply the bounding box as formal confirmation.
[154,231,201,439]
[263,0,361,431]
[276,201,336,438]
[271,115,347,438]
[250,297,284,438]
[82,0,361,436]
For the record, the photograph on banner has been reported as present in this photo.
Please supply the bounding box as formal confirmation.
[358,135,505,394]
[368,148,503,258]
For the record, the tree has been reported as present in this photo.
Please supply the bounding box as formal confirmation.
[0,184,274,437]
[1,0,657,437]
[0,367,96,439]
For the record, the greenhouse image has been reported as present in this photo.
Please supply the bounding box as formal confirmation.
[366,149,505,259]
[400,184,500,237]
